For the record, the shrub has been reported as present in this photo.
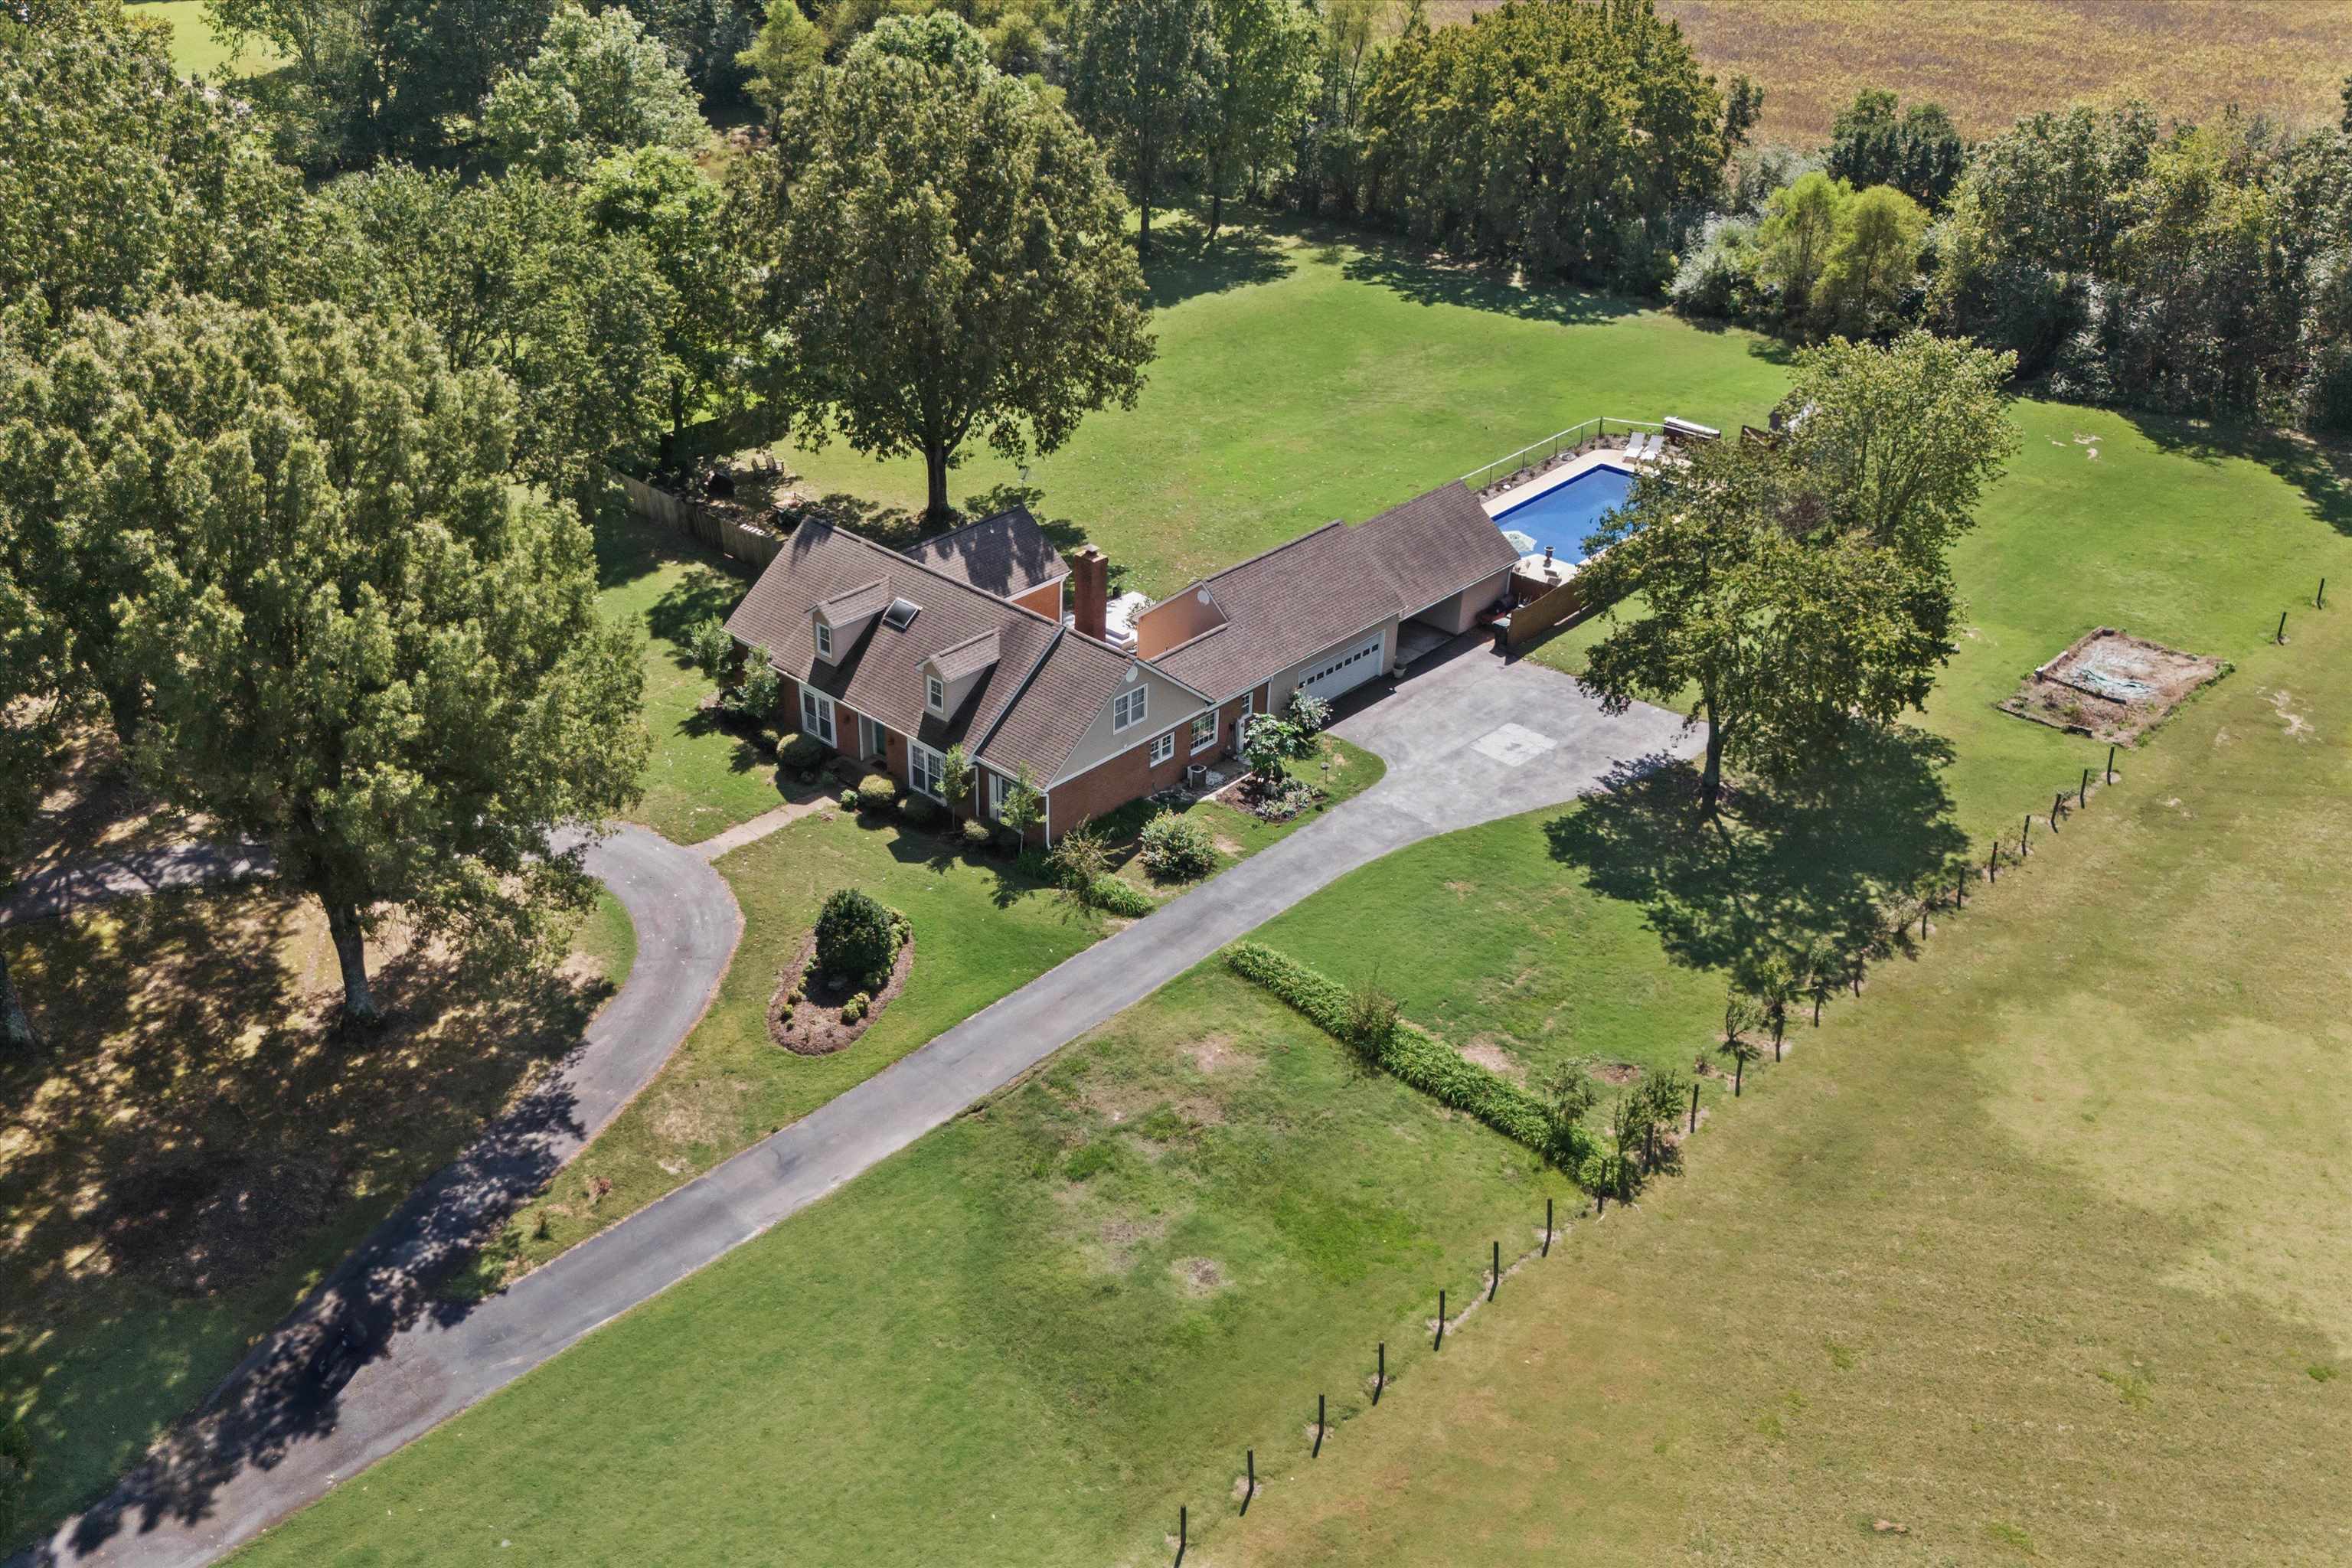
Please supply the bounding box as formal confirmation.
[855,773,897,811]
[779,733,828,773]
[814,888,898,989]
[1047,818,1111,908]
[1087,874,1154,917]
[899,793,942,828]
[687,616,735,681]
[959,817,993,850]
[838,788,858,811]
[841,991,870,1024]
[1344,978,1401,1057]
[1223,942,1589,1167]
[1138,811,1217,881]
[725,647,780,720]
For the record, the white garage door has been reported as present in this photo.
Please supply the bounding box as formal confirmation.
[1297,632,1386,704]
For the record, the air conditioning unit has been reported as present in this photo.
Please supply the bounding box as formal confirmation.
[1184,763,1207,792]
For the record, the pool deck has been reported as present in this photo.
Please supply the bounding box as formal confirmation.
[1479,447,1640,518]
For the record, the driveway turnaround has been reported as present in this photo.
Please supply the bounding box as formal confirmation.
[26,642,1693,1568]
[22,825,740,1568]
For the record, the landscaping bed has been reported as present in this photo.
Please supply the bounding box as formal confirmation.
[766,930,915,1056]
[1998,626,2228,743]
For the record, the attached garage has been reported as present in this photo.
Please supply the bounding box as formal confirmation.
[1295,631,1388,703]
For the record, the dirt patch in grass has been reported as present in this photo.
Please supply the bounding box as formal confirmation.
[1457,1037,1525,1083]
[1172,1256,1227,1297]
[1184,1033,1254,1075]
[1594,1060,1643,1086]
[1998,628,2226,744]
[766,931,915,1056]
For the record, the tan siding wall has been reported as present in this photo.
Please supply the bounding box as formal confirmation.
[1408,570,1510,635]
[1052,662,1210,782]
[1132,590,1224,658]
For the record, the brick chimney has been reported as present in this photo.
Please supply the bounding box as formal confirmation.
[1072,546,1109,642]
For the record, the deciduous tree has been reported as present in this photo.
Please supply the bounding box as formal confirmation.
[1815,184,1929,338]
[1069,0,1220,257]
[482,4,710,178]
[1199,0,1315,243]
[22,296,647,1025]
[760,15,1154,521]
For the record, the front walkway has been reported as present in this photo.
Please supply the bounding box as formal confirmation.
[28,647,1695,1568]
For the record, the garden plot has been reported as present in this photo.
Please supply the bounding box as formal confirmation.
[1998,627,2226,744]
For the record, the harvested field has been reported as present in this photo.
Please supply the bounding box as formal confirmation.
[1434,0,2352,143]
[1999,627,2226,744]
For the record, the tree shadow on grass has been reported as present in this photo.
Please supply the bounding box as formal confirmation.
[4,887,607,1554]
[1141,214,1296,311]
[2124,411,2352,539]
[1544,724,1971,978]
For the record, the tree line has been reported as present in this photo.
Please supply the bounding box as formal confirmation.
[1675,85,2352,436]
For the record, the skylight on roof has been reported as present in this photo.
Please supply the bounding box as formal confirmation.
[882,597,920,630]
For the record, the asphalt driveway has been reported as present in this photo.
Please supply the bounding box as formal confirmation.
[27,639,1694,1568]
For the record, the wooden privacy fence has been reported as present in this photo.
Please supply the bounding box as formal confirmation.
[1506,569,1588,649]
[612,471,785,573]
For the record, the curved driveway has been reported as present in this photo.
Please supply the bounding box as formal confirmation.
[19,825,739,1568]
[24,642,1692,1568]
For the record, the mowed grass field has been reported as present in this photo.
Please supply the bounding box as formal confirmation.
[1435,0,2352,142]
[217,218,2352,1566]
[1220,582,2352,1566]
[123,0,281,77]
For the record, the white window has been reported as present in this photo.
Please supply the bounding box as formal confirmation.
[909,742,946,801]
[814,622,833,660]
[1112,685,1147,733]
[926,674,945,712]
[1189,709,1217,753]
[1148,730,1176,766]
[800,686,835,746]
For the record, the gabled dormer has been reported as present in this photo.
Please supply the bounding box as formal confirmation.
[812,579,891,663]
[921,629,1001,718]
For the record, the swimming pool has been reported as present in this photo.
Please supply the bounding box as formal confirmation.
[1491,462,1634,563]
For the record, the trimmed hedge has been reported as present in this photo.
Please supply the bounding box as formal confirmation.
[1088,875,1155,917]
[1223,942,1592,1166]
[779,733,828,773]
[855,773,897,811]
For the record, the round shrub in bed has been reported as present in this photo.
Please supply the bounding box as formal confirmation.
[1138,810,1217,881]
[815,888,899,989]
[960,817,994,850]
[855,773,897,812]
[898,793,942,828]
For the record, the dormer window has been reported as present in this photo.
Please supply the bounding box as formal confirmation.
[815,622,833,660]
[926,674,945,712]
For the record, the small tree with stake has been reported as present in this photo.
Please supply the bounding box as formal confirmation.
[1738,951,1798,1061]
[1720,989,1763,1096]
[1542,1055,1602,1168]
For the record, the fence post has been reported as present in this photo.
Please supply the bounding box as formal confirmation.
[1376,1341,1385,1404]
[1178,1504,1186,1564]
[1435,1292,1446,1351]
[1688,1080,1700,1134]
[1315,1393,1325,1457]
[1242,1450,1253,1514]
[2277,610,2288,645]
[2022,815,2032,854]
[2052,792,2065,831]
[1490,1240,1500,1301]
[2320,577,2328,609]
[2080,767,2090,806]
[1544,1197,1553,1256]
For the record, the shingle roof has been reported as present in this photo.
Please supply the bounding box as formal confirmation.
[900,505,1069,603]
[1357,482,1520,610]
[1150,482,1514,701]
[927,629,1001,683]
[815,578,891,622]
[727,523,1059,753]
[973,629,1138,780]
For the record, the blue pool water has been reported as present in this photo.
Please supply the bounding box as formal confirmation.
[1491,463,1634,563]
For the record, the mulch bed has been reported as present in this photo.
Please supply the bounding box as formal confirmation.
[1998,626,2226,744]
[766,930,915,1057]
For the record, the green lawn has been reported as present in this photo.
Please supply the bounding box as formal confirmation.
[592,501,801,845]
[237,967,1578,1568]
[123,0,281,76]
[1220,540,2352,1567]
[771,214,1795,599]
[207,215,2352,1564]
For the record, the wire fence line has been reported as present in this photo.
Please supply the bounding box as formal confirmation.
[1457,416,1664,494]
